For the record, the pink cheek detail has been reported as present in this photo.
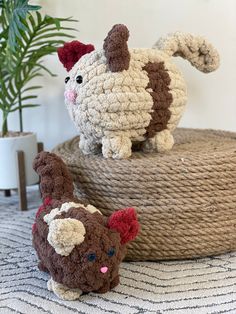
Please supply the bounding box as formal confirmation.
[100,266,108,273]
[64,90,77,104]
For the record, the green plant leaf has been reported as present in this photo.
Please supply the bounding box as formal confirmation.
[10,104,40,112]
[0,5,77,133]
[21,95,38,101]
[52,17,61,30]
[34,63,57,77]
[22,85,42,92]
[6,0,41,51]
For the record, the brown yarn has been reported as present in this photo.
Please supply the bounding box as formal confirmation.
[33,151,75,202]
[103,24,130,72]
[53,128,236,261]
[32,152,130,294]
[143,62,173,138]
[33,205,124,292]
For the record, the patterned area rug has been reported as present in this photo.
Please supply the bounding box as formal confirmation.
[0,188,236,314]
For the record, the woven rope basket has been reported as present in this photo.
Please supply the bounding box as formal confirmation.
[53,128,236,261]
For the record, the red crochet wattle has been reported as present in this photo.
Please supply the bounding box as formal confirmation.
[57,41,95,71]
[35,197,52,219]
[43,197,52,206]
[32,222,37,234]
[107,207,139,245]
[33,197,52,234]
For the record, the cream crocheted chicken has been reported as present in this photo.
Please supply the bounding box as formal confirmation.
[58,24,219,159]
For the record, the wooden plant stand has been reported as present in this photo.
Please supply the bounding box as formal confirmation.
[4,142,44,211]
[16,150,27,211]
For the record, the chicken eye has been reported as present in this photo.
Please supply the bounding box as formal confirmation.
[65,76,70,84]
[87,253,96,262]
[107,247,115,257]
[76,75,83,84]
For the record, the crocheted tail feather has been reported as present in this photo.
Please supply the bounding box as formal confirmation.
[154,32,220,73]
[33,151,74,202]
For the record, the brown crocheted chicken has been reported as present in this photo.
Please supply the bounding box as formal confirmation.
[32,152,139,300]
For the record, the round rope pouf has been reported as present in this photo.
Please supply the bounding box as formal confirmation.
[53,128,236,261]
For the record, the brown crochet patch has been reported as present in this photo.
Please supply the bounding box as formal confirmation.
[103,24,130,72]
[33,152,77,203]
[143,62,173,138]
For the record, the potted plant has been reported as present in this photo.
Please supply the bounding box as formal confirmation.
[0,0,75,194]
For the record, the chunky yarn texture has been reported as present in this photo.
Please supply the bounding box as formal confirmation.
[32,152,139,300]
[58,24,219,159]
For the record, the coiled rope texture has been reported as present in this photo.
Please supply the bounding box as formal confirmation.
[53,128,236,261]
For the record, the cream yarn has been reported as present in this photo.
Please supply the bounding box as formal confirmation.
[47,278,82,300]
[62,25,219,159]
[47,218,86,256]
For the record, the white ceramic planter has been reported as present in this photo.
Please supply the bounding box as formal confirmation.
[0,133,38,189]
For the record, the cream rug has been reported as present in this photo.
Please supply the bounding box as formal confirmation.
[0,188,235,314]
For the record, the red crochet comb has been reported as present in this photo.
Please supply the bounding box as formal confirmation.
[107,207,140,245]
[57,41,95,71]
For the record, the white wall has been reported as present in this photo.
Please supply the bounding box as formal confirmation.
[5,0,236,150]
